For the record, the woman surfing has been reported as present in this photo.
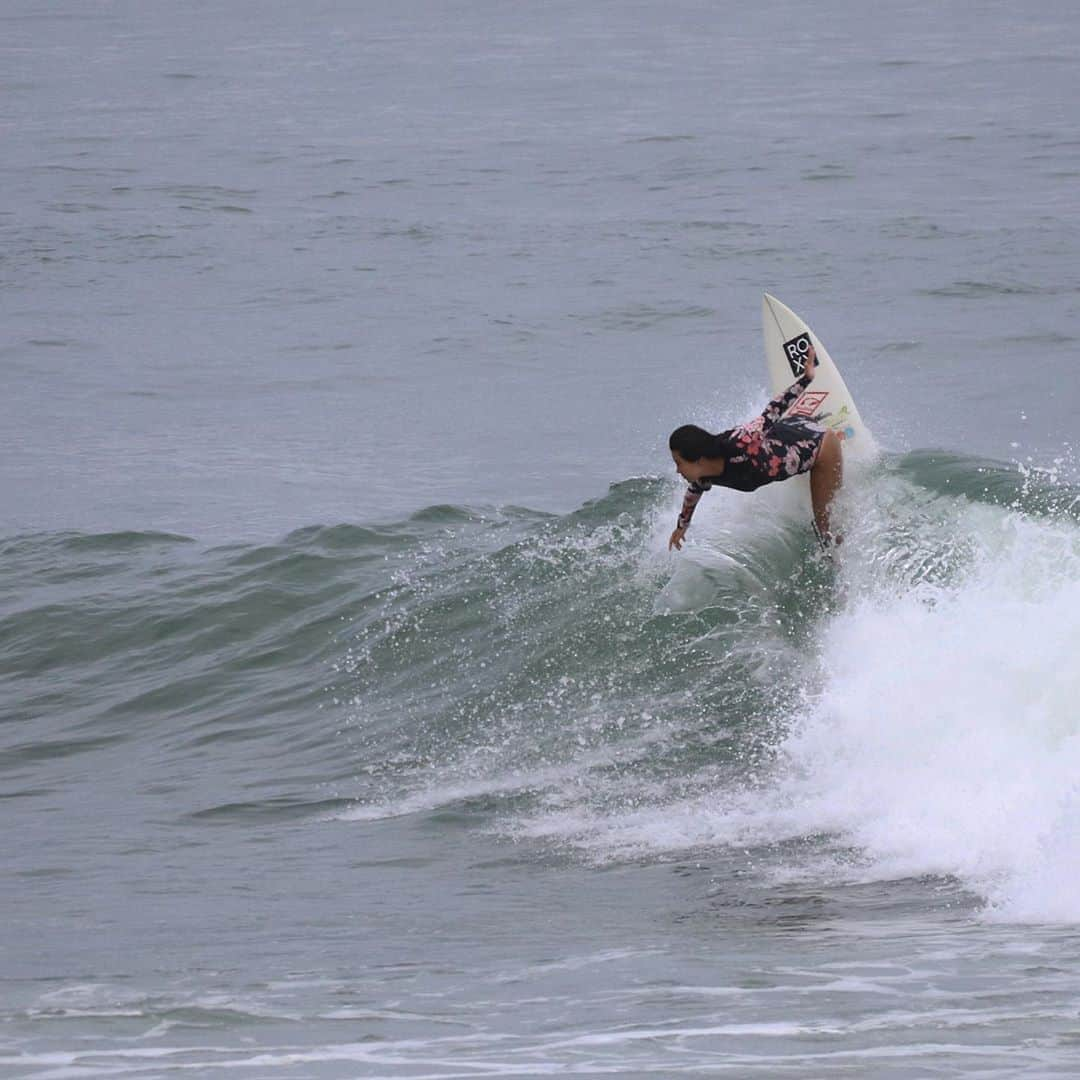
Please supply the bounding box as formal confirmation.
[668,342,843,550]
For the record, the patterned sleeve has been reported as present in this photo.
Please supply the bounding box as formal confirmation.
[677,481,708,530]
[758,371,813,428]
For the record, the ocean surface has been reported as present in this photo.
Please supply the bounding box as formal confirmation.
[4,0,1080,1076]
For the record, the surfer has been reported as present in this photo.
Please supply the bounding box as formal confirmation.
[668,342,843,550]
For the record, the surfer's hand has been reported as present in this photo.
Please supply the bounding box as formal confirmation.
[669,527,686,551]
[802,342,817,380]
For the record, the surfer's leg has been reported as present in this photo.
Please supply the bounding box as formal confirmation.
[809,430,843,542]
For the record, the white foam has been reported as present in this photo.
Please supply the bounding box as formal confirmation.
[771,496,1080,921]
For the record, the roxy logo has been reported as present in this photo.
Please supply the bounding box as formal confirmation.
[783,332,813,377]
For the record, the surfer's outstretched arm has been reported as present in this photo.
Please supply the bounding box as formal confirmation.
[669,482,706,550]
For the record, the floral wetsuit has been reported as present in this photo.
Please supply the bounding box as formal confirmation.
[676,371,826,531]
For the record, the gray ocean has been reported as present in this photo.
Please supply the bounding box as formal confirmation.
[5,1,1080,1076]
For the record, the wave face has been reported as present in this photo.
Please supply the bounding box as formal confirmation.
[5,451,1080,924]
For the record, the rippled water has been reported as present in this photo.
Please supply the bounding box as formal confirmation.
[5,0,1080,1076]
[5,0,1080,538]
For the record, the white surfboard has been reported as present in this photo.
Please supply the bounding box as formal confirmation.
[762,293,875,460]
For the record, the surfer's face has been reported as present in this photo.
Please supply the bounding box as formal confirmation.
[671,450,702,483]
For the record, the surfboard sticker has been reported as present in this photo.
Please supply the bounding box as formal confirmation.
[782,331,814,377]
[789,389,829,418]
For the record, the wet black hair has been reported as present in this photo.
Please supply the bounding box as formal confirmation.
[668,424,732,462]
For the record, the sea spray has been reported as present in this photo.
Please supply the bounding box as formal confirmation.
[775,492,1080,922]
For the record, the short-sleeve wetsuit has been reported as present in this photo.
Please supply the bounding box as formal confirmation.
[676,371,827,532]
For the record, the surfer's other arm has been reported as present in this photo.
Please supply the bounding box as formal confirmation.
[758,342,817,426]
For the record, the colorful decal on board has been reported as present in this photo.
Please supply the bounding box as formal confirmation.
[788,390,829,418]
[782,331,814,377]
[821,405,856,440]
